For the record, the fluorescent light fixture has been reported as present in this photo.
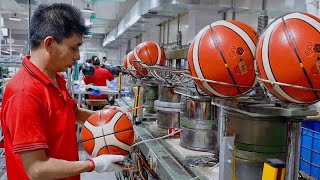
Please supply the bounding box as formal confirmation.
[9,17,21,21]
[84,34,92,38]
[81,4,95,14]
[85,18,93,26]
[9,13,21,21]
[1,50,10,54]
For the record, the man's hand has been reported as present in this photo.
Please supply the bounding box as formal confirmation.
[103,105,126,113]
[88,155,125,173]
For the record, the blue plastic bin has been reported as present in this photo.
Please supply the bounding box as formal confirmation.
[300,121,320,180]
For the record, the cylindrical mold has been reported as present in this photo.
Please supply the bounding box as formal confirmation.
[156,86,181,128]
[224,110,287,180]
[180,99,218,151]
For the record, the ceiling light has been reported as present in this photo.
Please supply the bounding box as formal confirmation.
[81,4,95,14]
[1,50,10,54]
[9,13,21,22]
[84,34,93,38]
[85,18,93,26]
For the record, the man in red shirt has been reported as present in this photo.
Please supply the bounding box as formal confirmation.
[1,3,125,180]
[84,56,114,100]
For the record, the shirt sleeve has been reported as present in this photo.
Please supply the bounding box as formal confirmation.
[4,92,48,153]
[105,69,114,81]
[83,76,92,84]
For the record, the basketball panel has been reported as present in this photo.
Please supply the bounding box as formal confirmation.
[81,126,94,141]
[107,145,129,155]
[114,129,134,146]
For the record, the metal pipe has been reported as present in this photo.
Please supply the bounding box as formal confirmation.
[232,0,236,20]
[167,20,170,44]
[28,0,31,54]
[162,23,165,44]
[177,14,180,34]
[159,24,162,45]
[285,120,301,180]
[262,0,267,10]
[9,29,12,57]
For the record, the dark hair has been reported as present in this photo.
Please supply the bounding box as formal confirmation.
[102,57,107,60]
[30,3,88,49]
[86,58,93,64]
[92,56,100,66]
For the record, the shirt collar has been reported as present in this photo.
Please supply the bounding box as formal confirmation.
[22,55,63,86]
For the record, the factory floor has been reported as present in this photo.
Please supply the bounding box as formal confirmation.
[0,147,117,180]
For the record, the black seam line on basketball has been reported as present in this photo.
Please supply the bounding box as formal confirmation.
[194,29,222,96]
[222,25,256,87]
[144,44,154,65]
[81,127,134,143]
[282,17,319,99]
[82,126,94,141]
[227,23,256,58]
[265,23,297,101]
[108,128,134,148]
[99,110,109,151]
[102,113,123,147]
[209,24,242,94]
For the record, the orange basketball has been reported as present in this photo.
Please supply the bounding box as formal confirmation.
[81,109,134,157]
[123,54,128,70]
[256,12,320,104]
[134,41,166,66]
[126,51,148,78]
[188,20,258,97]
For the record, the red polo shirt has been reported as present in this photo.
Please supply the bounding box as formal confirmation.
[1,56,79,180]
[83,66,114,99]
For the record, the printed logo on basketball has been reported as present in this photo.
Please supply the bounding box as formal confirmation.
[305,42,313,56]
[310,65,319,75]
[236,47,244,55]
[229,45,237,59]
[314,44,320,53]
[316,58,320,75]
[239,60,247,74]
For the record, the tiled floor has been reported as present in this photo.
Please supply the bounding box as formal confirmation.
[0,147,117,180]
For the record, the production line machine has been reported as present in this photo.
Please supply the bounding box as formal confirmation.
[113,10,320,180]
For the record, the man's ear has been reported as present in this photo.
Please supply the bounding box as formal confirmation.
[43,36,55,52]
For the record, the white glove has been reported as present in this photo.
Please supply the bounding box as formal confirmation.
[90,154,125,173]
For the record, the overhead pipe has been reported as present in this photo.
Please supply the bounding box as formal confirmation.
[28,0,31,54]
[159,23,162,45]
[176,13,182,48]
[257,0,269,35]
[167,19,170,44]
[232,0,236,20]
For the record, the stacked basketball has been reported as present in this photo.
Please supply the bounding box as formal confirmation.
[123,51,148,78]
[134,41,166,66]
[122,41,166,78]
[188,20,258,97]
[81,109,134,156]
[256,12,320,104]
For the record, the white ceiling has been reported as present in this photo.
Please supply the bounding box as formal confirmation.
[0,0,138,55]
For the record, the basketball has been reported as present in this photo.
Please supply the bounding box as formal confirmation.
[123,54,128,70]
[134,41,166,66]
[81,109,134,157]
[127,51,148,78]
[188,20,258,97]
[256,12,320,104]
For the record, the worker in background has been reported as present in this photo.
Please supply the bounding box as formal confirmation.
[101,56,107,68]
[1,3,125,180]
[84,56,115,105]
